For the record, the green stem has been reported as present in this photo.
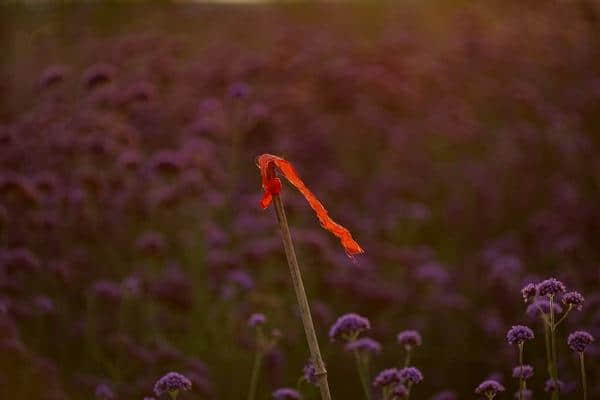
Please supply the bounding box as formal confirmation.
[247,350,264,400]
[543,317,552,377]
[580,352,587,400]
[404,348,411,368]
[353,350,371,400]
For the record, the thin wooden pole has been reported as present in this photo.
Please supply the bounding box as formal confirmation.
[273,194,332,400]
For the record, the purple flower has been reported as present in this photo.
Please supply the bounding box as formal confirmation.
[303,362,318,385]
[82,63,115,89]
[562,291,584,311]
[272,388,301,400]
[397,330,422,348]
[521,283,537,303]
[154,372,192,398]
[227,82,251,99]
[512,365,534,380]
[373,368,401,388]
[506,325,534,344]
[536,278,566,298]
[391,384,409,399]
[398,367,423,384]
[544,379,564,393]
[95,383,115,400]
[39,65,69,88]
[248,313,266,328]
[567,331,594,353]
[526,299,562,318]
[329,313,370,342]
[475,380,505,397]
[344,337,382,354]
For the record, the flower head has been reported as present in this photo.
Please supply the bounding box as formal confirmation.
[391,384,409,399]
[272,388,301,400]
[303,362,318,385]
[154,372,192,398]
[521,283,537,303]
[475,380,505,397]
[398,367,423,384]
[544,379,564,393]
[562,291,584,311]
[512,365,534,380]
[506,325,534,344]
[95,384,115,400]
[567,331,594,353]
[344,337,382,354]
[431,390,458,400]
[329,313,370,342]
[536,278,566,298]
[248,313,266,328]
[397,330,422,348]
[373,368,401,388]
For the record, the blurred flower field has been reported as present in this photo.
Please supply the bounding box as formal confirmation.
[1,1,600,399]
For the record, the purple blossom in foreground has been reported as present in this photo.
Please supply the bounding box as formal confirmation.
[248,313,266,328]
[399,367,423,384]
[397,330,422,348]
[521,283,537,303]
[344,337,382,354]
[272,388,301,400]
[562,291,584,311]
[567,331,594,353]
[544,379,564,393]
[373,368,401,388]
[154,372,192,398]
[329,313,370,342]
[536,278,566,298]
[506,325,534,344]
[512,365,534,380]
[94,383,115,400]
[475,380,505,398]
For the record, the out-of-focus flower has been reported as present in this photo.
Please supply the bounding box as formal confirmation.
[544,379,564,393]
[248,313,266,328]
[512,365,534,380]
[94,383,115,400]
[391,384,409,399]
[475,380,505,397]
[506,325,534,344]
[329,313,370,342]
[82,63,115,90]
[526,299,562,318]
[431,390,458,400]
[344,337,382,354]
[398,367,423,384]
[373,368,401,388]
[272,388,301,400]
[567,331,594,353]
[153,372,192,398]
[397,330,422,349]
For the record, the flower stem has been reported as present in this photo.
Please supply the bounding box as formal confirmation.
[273,194,332,400]
[549,297,559,400]
[353,350,371,400]
[579,352,587,400]
[404,348,411,368]
[247,350,263,400]
[518,342,524,400]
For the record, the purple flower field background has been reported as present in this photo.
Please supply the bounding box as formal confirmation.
[2,2,600,399]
